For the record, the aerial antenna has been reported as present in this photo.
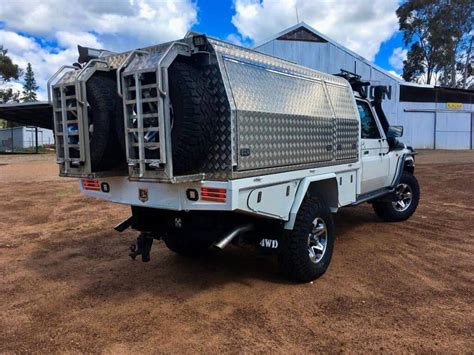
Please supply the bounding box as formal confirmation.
[295,4,299,23]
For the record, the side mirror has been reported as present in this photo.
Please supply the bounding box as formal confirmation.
[387,125,403,138]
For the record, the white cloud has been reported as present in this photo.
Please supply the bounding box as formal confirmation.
[0,0,198,100]
[0,30,38,53]
[226,33,244,46]
[388,70,403,80]
[231,0,399,61]
[2,81,24,94]
[389,47,407,71]
[55,32,103,49]
[0,0,197,51]
[1,29,79,100]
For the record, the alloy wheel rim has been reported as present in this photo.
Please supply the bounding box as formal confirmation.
[392,183,413,212]
[308,217,328,264]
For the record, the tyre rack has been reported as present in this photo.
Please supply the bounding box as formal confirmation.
[48,60,110,177]
[118,42,195,181]
[50,67,80,174]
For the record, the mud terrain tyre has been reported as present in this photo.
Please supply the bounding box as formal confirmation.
[163,231,213,257]
[373,171,420,222]
[168,62,217,175]
[279,196,335,283]
[86,75,124,171]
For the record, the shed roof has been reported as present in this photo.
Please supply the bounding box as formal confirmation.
[254,22,411,85]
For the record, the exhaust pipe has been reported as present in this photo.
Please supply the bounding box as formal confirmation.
[212,224,254,250]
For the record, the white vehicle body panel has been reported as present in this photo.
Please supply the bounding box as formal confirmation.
[81,145,410,232]
[80,148,407,231]
[360,139,390,194]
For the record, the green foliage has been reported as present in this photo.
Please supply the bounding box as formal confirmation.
[402,43,426,82]
[0,46,21,82]
[0,46,22,103]
[0,88,20,104]
[22,63,38,102]
[397,0,473,87]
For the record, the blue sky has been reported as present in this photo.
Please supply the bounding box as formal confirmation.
[194,0,405,72]
[375,32,405,71]
[0,0,406,99]
[193,0,236,39]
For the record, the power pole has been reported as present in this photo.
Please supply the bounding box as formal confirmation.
[10,126,13,152]
[35,127,39,153]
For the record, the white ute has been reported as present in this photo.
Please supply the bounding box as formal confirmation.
[46,34,419,282]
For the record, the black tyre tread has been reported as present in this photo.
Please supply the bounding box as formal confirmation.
[373,171,420,222]
[279,196,334,283]
[86,76,124,171]
[169,62,217,175]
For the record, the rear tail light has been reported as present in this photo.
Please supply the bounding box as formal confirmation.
[82,178,101,191]
[200,187,226,203]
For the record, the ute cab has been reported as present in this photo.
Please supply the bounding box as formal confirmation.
[336,70,415,199]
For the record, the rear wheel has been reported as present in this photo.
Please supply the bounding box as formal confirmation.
[373,171,420,222]
[279,196,335,283]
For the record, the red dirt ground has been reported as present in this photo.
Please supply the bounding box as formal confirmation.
[0,150,473,353]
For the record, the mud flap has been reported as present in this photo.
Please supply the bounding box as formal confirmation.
[258,237,281,254]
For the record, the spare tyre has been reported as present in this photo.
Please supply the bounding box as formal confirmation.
[168,62,217,175]
[86,75,124,171]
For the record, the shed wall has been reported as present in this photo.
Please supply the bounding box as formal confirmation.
[0,127,23,151]
[0,127,54,151]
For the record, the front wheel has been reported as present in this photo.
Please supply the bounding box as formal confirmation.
[373,171,420,222]
[278,196,335,283]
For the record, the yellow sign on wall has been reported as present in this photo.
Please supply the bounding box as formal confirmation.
[446,102,463,110]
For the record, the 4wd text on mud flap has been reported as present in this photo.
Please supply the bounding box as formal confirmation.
[260,238,279,249]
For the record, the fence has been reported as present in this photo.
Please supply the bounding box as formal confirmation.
[0,126,55,153]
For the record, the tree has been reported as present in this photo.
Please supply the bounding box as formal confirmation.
[397,0,473,87]
[22,63,38,102]
[0,45,22,103]
[0,46,22,130]
[0,46,20,81]
[461,36,473,89]
[397,0,444,85]
[402,43,426,83]
[435,1,473,88]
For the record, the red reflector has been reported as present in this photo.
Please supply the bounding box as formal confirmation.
[201,187,226,202]
[82,179,101,191]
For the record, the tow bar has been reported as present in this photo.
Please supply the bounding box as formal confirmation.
[114,217,158,262]
[129,232,155,262]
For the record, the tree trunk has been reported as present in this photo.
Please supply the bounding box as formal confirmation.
[450,50,457,88]
[426,64,432,85]
[462,36,472,89]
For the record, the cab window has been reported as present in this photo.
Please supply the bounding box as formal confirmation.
[356,100,381,139]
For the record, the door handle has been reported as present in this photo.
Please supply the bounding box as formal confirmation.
[363,150,369,155]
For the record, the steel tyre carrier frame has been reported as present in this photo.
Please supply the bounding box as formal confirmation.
[49,60,111,176]
[49,34,360,182]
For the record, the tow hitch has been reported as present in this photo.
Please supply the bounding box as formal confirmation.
[129,232,155,262]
